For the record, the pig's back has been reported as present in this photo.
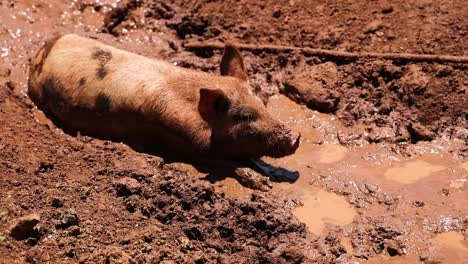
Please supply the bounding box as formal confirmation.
[29,34,173,112]
[28,34,200,154]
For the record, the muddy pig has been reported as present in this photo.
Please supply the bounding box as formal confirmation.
[28,34,300,189]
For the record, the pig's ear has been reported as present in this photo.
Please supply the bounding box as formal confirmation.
[220,43,248,81]
[199,88,231,120]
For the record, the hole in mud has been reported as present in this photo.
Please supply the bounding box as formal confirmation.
[387,247,399,256]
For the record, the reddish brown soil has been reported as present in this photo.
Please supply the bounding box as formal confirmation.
[0,0,467,263]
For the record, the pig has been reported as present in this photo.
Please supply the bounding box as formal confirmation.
[28,34,300,189]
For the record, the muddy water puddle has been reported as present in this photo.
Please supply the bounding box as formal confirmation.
[430,231,468,263]
[292,189,356,234]
[384,159,446,184]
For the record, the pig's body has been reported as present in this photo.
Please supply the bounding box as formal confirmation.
[28,34,299,164]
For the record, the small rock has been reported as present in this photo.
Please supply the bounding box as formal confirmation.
[8,213,40,240]
[408,122,435,142]
[364,20,383,34]
[234,167,272,192]
[412,200,425,208]
[385,240,403,256]
[115,177,141,197]
[103,246,133,263]
[367,126,395,143]
[56,209,79,229]
[163,162,201,176]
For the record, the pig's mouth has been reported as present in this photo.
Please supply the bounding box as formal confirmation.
[265,133,301,158]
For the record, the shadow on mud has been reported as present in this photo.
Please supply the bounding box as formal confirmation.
[254,159,300,183]
[199,159,300,185]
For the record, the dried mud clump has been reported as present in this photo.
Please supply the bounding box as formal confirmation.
[117,169,332,262]
[336,62,467,149]
[351,217,407,260]
[282,62,341,113]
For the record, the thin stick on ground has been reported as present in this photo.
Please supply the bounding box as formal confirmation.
[185,41,468,64]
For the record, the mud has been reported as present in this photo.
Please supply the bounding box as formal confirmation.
[292,190,356,235]
[1,0,467,263]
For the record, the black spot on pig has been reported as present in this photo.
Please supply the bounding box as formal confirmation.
[95,94,111,113]
[79,77,86,86]
[97,67,107,79]
[92,48,112,80]
[92,48,112,66]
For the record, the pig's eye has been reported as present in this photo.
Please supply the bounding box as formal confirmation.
[214,95,231,114]
[232,107,259,122]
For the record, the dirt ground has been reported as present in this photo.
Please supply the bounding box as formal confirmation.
[0,0,467,263]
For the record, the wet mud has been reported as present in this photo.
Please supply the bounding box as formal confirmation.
[1,0,467,263]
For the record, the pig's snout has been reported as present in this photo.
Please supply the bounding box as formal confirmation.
[267,124,300,158]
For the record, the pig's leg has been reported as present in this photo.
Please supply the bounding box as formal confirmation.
[233,166,272,191]
[199,160,272,191]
